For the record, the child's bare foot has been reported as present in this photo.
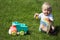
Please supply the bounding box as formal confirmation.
[52,26,55,30]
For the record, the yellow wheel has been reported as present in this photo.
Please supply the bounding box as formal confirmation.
[20,31,24,35]
[11,31,16,35]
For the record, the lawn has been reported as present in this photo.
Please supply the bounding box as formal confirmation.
[0,0,60,40]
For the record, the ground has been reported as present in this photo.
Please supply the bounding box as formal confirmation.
[0,0,60,40]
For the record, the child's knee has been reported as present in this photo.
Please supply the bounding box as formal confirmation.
[42,27,47,32]
[39,26,47,32]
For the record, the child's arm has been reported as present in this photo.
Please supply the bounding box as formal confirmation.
[34,13,41,19]
[49,15,54,23]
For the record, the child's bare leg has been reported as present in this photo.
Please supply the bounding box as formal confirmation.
[42,27,47,32]
[39,24,48,33]
[39,25,42,31]
[42,26,50,33]
[39,25,41,31]
[39,24,46,31]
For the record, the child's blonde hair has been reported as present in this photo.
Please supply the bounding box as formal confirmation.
[42,2,52,10]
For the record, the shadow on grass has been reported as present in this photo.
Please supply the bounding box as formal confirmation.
[49,25,60,36]
[24,31,31,35]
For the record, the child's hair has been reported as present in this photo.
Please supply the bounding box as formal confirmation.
[42,2,52,10]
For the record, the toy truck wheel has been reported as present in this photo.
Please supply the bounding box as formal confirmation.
[11,31,16,35]
[19,31,24,35]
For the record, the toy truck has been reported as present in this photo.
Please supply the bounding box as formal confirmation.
[9,21,28,35]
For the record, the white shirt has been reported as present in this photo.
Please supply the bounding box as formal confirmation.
[38,13,53,22]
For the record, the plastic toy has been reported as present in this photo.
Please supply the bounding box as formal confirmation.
[8,21,28,35]
[35,15,38,19]
[11,31,17,35]
[44,18,51,33]
[8,25,17,35]
[19,31,25,35]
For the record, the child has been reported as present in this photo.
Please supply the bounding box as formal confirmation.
[34,2,55,33]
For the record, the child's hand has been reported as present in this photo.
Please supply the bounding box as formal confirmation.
[34,13,39,19]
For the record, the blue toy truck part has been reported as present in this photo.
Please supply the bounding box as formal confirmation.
[12,21,28,33]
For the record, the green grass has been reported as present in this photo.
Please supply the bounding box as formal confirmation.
[0,0,60,40]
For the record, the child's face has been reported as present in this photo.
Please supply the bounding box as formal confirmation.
[42,7,52,16]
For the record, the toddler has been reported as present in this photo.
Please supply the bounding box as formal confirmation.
[34,2,55,33]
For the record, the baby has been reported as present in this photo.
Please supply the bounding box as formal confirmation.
[34,2,55,33]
